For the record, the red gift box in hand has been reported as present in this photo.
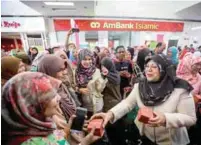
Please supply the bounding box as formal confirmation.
[87,119,104,137]
[138,107,154,124]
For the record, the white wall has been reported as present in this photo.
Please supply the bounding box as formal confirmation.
[119,32,130,47]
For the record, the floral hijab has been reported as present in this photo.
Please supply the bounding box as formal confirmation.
[76,49,96,87]
[1,72,61,137]
[177,52,201,85]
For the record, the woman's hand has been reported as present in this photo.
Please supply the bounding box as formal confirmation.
[90,111,114,128]
[67,29,74,36]
[79,88,89,95]
[101,66,109,76]
[148,111,166,127]
[80,126,102,145]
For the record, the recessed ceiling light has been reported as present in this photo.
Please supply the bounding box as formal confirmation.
[44,2,74,6]
[191,26,201,30]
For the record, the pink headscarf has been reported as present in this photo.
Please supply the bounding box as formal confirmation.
[176,52,201,94]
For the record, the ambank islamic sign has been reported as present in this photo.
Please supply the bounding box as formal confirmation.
[54,19,184,32]
[75,19,184,32]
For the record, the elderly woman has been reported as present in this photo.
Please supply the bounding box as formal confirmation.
[1,72,101,145]
[92,54,196,145]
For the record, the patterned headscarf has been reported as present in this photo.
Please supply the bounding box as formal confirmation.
[177,52,201,85]
[1,72,61,137]
[76,49,96,87]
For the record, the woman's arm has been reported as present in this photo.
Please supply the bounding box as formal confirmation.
[164,91,196,128]
[65,29,73,52]
[109,84,138,123]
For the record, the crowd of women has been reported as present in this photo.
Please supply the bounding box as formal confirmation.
[1,29,201,145]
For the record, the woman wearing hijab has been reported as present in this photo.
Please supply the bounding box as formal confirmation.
[177,52,201,95]
[28,47,39,62]
[76,49,108,118]
[132,48,153,86]
[136,48,153,72]
[1,72,69,145]
[92,54,196,145]
[37,55,99,144]
[127,46,134,60]
[37,55,80,119]
[94,46,100,66]
[167,46,179,67]
[1,56,26,86]
[54,50,76,89]
[15,51,32,71]
[102,48,111,57]
[101,57,122,112]
[100,57,125,145]
[1,72,101,145]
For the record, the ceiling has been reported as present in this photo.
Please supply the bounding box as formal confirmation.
[1,0,201,21]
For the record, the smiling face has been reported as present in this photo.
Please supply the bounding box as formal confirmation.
[81,55,93,69]
[145,60,160,82]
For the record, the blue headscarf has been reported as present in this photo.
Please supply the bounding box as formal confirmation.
[168,46,178,65]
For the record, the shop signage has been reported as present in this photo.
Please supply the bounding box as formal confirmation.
[1,21,21,28]
[54,19,184,32]
[1,17,45,32]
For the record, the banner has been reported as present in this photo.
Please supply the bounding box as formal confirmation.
[1,17,45,32]
[54,19,184,32]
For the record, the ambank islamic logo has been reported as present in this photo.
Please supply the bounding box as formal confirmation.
[90,22,100,28]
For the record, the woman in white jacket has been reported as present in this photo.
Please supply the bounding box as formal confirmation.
[76,49,107,118]
[92,54,196,145]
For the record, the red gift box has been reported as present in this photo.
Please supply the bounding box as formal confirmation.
[138,107,154,124]
[87,119,104,137]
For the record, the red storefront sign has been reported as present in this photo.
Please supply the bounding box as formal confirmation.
[54,20,71,31]
[54,19,184,32]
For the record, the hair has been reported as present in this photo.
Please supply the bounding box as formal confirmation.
[115,45,125,53]
[156,42,163,48]
[94,46,100,53]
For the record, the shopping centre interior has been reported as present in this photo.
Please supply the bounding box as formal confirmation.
[1,0,201,52]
